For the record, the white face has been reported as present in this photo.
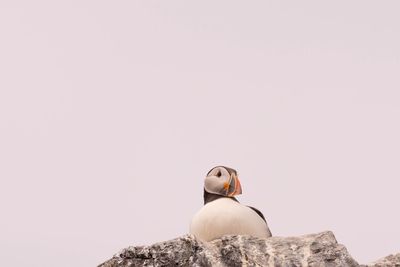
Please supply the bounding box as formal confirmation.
[204,166,231,195]
[204,166,242,196]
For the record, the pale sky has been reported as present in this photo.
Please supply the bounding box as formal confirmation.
[0,1,399,266]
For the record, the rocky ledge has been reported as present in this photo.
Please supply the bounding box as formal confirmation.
[99,231,399,267]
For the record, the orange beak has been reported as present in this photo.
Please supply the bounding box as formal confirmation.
[227,174,242,196]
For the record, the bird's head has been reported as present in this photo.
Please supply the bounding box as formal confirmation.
[204,166,242,197]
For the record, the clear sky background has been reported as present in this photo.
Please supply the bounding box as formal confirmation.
[1,1,399,266]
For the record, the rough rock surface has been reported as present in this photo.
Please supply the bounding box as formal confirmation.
[100,231,395,267]
[366,253,400,267]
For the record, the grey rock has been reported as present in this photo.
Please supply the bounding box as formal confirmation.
[367,253,400,267]
[99,231,399,267]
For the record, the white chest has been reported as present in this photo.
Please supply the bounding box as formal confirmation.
[190,198,270,242]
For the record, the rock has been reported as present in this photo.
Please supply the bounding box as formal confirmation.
[99,231,375,267]
[367,253,400,267]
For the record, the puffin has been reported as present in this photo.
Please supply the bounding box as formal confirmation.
[190,166,272,242]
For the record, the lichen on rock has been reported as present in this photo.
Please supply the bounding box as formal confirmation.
[98,231,399,267]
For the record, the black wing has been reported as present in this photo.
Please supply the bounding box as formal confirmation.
[247,206,266,222]
[248,206,272,236]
